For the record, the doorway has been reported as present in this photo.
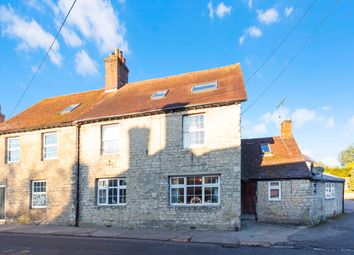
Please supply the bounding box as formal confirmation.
[0,186,5,220]
[241,181,257,218]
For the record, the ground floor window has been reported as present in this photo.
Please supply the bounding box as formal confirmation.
[170,175,220,205]
[325,183,335,199]
[268,181,281,201]
[32,181,47,208]
[97,178,126,205]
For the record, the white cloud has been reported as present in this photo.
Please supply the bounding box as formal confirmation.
[325,116,335,129]
[257,8,279,24]
[61,26,83,47]
[54,0,128,53]
[291,108,317,128]
[247,26,262,37]
[284,6,294,17]
[0,5,62,65]
[261,107,290,126]
[243,122,268,137]
[207,1,214,19]
[239,26,262,45]
[247,0,253,9]
[320,105,332,112]
[215,2,232,19]
[75,50,98,77]
[239,35,245,45]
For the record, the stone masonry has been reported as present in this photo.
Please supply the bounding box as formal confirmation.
[0,127,77,225]
[79,104,242,230]
[257,180,343,225]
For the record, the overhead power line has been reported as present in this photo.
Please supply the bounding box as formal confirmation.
[244,0,317,85]
[241,0,341,116]
[9,0,77,117]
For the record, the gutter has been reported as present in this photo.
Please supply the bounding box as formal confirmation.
[342,183,345,214]
[75,123,81,227]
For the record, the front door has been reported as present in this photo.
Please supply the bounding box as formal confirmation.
[241,181,257,215]
[0,187,5,220]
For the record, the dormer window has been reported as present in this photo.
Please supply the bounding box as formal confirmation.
[260,143,271,154]
[151,90,168,100]
[191,82,218,93]
[60,103,81,115]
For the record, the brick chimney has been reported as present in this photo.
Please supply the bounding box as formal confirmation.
[0,106,5,123]
[281,120,293,139]
[104,48,129,92]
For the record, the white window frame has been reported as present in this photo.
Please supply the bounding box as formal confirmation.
[268,181,281,201]
[31,181,47,208]
[7,137,20,163]
[191,82,218,93]
[101,124,120,155]
[151,89,168,100]
[182,114,205,149]
[43,132,58,160]
[260,143,272,155]
[169,175,220,206]
[97,178,126,206]
[325,183,335,199]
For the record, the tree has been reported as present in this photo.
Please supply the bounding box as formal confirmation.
[339,145,354,167]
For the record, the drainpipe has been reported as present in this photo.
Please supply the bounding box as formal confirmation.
[75,123,81,227]
[342,182,345,214]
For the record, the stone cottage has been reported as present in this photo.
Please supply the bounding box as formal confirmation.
[0,49,247,230]
[241,120,345,225]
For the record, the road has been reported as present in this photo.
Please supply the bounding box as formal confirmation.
[0,233,353,255]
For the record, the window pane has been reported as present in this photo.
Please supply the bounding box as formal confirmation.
[171,188,184,204]
[270,182,280,187]
[204,176,219,184]
[119,179,126,186]
[119,188,126,204]
[33,194,46,207]
[98,189,107,204]
[102,125,119,140]
[8,150,20,162]
[102,140,119,154]
[270,189,279,198]
[204,187,219,203]
[187,186,202,204]
[44,146,57,159]
[45,133,57,145]
[108,188,118,204]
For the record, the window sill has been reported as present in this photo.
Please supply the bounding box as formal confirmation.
[31,207,47,209]
[6,161,20,165]
[95,204,126,209]
[169,204,220,208]
[325,197,335,200]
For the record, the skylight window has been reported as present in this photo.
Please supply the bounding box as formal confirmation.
[60,103,81,115]
[260,143,272,154]
[151,90,168,100]
[191,82,218,93]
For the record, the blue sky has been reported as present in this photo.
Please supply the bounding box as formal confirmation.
[0,0,353,166]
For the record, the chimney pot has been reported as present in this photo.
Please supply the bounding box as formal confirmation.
[281,120,293,138]
[104,48,129,92]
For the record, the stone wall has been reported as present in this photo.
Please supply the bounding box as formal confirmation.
[257,180,344,225]
[79,104,242,230]
[310,182,343,224]
[0,127,77,225]
[257,180,313,225]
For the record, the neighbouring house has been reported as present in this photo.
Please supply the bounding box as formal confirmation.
[241,120,345,225]
[0,49,247,230]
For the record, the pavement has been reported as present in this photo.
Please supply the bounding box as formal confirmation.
[0,200,353,250]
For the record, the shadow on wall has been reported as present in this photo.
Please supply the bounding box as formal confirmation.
[7,103,242,230]
[76,103,242,230]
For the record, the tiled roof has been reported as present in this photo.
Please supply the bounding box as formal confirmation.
[0,63,246,134]
[241,136,313,180]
